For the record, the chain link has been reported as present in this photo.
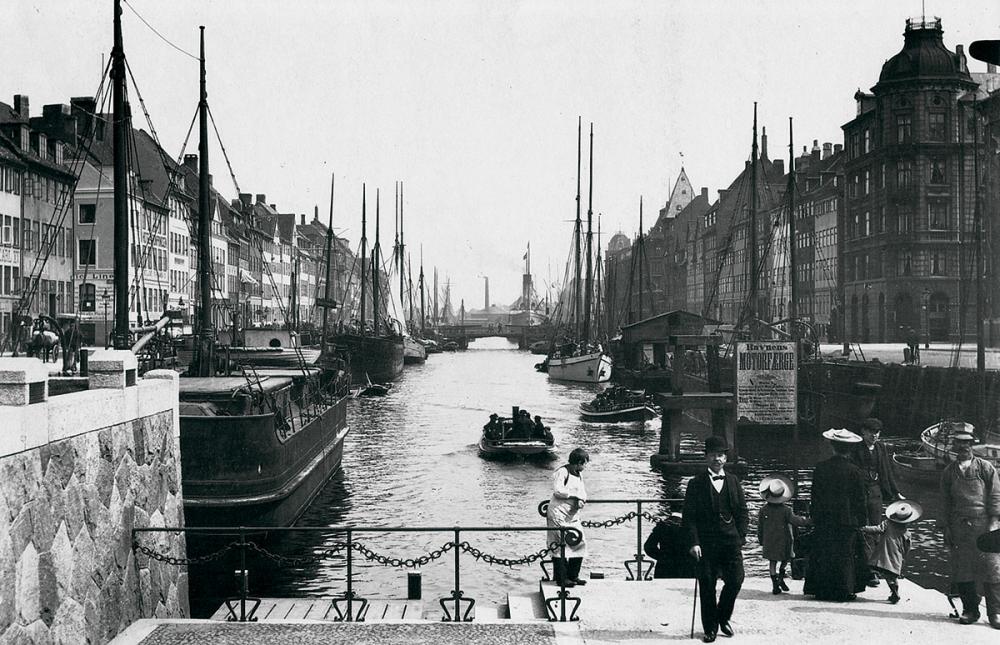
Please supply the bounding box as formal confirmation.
[133,539,239,566]
[351,540,455,568]
[245,540,350,567]
[459,540,564,567]
[581,510,672,528]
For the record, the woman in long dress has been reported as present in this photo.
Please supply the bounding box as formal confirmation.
[547,448,589,586]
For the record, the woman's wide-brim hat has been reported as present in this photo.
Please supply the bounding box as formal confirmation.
[885,500,922,524]
[758,474,794,503]
[822,428,863,443]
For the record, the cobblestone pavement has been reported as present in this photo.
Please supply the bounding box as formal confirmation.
[139,623,559,644]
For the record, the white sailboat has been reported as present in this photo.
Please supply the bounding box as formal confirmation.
[548,119,612,384]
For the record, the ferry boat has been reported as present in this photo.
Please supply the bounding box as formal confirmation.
[548,349,613,383]
[479,409,555,457]
[579,386,660,421]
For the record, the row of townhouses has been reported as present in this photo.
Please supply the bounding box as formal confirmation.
[607,18,1000,345]
[0,94,360,347]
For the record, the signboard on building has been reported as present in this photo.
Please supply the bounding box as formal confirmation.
[0,246,20,265]
[735,341,797,425]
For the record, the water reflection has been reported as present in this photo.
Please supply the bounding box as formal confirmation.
[187,336,950,617]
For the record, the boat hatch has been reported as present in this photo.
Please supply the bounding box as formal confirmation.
[179,376,294,400]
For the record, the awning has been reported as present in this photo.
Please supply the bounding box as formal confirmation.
[240,269,259,285]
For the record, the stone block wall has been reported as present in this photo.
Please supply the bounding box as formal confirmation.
[0,357,188,644]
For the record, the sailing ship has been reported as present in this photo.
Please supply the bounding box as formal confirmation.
[331,186,405,384]
[548,119,612,383]
[393,182,427,364]
[108,19,351,527]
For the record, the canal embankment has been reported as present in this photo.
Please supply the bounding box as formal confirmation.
[109,576,999,644]
[0,351,188,644]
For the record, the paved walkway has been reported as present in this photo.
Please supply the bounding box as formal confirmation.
[110,576,999,644]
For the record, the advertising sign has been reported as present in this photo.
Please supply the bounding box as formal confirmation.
[736,341,797,425]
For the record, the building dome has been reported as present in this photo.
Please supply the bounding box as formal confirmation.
[608,232,631,254]
[877,18,972,86]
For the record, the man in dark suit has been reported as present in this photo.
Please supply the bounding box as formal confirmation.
[852,417,903,585]
[804,428,868,601]
[683,435,748,643]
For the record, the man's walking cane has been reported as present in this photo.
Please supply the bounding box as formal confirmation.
[690,577,699,638]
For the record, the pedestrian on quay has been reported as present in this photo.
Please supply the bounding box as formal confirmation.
[547,447,589,587]
[682,435,748,643]
[939,430,1000,628]
[643,511,695,579]
[757,474,811,594]
[860,500,922,604]
[803,428,868,602]
[852,417,904,586]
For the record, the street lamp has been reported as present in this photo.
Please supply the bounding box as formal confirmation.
[100,288,112,348]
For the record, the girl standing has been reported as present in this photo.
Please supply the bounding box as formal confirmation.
[547,448,590,586]
[757,475,811,594]
[861,500,922,603]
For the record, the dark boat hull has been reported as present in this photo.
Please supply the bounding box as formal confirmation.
[580,403,659,422]
[181,398,349,527]
[333,333,405,384]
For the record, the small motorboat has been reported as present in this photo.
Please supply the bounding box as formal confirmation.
[529,340,552,355]
[351,374,392,397]
[442,341,459,352]
[479,407,555,457]
[890,451,944,486]
[579,386,660,422]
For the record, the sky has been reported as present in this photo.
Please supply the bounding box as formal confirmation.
[4,0,999,309]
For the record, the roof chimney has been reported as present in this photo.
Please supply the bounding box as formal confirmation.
[760,126,768,159]
[13,95,29,120]
[823,142,833,159]
[834,143,843,155]
[300,213,305,225]
[771,159,784,176]
[811,139,821,163]
[239,193,252,208]
[701,187,709,200]
[255,194,266,204]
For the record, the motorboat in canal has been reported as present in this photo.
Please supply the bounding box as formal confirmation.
[579,386,660,422]
[479,408,555,457]
[548,346,613,383]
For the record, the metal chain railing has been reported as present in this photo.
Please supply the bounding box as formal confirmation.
[132,523,585,623]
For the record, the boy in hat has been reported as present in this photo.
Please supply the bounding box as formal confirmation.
[861,500,922,604]
[757,475,812,594]
[682,435,748,643]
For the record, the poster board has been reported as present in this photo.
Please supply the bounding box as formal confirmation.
[735,341,797,425]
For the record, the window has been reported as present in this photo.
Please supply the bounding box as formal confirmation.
[80,283,96,312]
[864,170,870,195]
[929,202,948,229]
[896,160,912,187]
[896,114,912,143]
[932,252,945,275]
[864,129,871,153]
[929,158,946,184]
[863,211,871,237]
[78,239,97,266]
[22,219,32,250]
[898,207,914,233]
[928,113,946,141]
[900,251,912,276]
[79,204,96,224]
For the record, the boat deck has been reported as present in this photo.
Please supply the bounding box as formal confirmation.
[179,376,293,396]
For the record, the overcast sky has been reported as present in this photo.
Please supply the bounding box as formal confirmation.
[4,1,998,308]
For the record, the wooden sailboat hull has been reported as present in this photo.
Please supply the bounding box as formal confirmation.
[334,333,405,384]
[548,351,612,383]
[403,336,427,364]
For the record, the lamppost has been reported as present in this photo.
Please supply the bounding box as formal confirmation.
[100,288,112,348]
[920,288,931,349]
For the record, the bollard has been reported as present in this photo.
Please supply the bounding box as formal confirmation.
[407,571,422,599]
[80,348,89,376]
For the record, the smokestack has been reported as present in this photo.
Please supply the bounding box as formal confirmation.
[314,205,319,222]
[300,214,305,225]
[760,126,768,159]
[484,277,490,310]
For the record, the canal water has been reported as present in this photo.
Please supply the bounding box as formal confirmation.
[188,337,950,617]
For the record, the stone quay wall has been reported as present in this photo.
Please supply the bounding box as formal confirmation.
[0,352,189,644]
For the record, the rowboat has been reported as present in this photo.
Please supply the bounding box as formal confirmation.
[890,452,944,486]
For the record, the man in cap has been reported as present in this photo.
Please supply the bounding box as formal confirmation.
[852,417,903,585]
[804,429,868,601]
[940,430,1000,628]
[682,435,748,642]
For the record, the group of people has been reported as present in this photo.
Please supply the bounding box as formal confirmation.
[483,409,552,442]
[544,418,1000,642]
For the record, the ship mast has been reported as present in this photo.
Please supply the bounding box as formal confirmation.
[583,122,594,344]
[360,185,367,334]
[787,116,797,341]
[399,182,406,324]
[111,0,130,350]
[419,246,425,334]
[320,174,335,341]
[638,196,644,322]
[748,102,759,331]
[574,116,582,340]
[195,26,214,374]
[373,189,381,336]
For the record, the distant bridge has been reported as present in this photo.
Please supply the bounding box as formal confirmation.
[433,322,550,346]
